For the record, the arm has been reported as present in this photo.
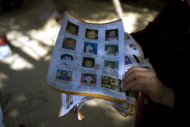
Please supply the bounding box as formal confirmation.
[123,67,174,108]
[131,0,178,57]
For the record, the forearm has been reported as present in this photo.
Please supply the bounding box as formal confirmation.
[159,86,175,108]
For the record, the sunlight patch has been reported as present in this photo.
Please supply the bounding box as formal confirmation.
[1,54,33,70]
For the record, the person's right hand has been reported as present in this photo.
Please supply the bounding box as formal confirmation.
[122,67,174,108]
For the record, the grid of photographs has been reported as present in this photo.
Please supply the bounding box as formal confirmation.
[51,13,125,94]
[47,13,153,118]
[47,12,151,105]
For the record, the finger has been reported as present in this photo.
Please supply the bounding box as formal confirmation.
[127,67,149,75]
[124,67,147,80]
[122,80,136,91]
[124,69,154,84]
[123,77,152,92]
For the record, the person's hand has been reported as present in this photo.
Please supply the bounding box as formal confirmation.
[122,67,174,108]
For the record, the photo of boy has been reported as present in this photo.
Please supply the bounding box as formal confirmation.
[60,54,73,66]
[105,44,118,56]
[82,57,95,68]
[83,42,98,54]
[103,61,118,77]
[80,73,96,86]
[66,95,73,109]
[62,38,76,50]
[101,76,121,91]
[105,29,118,41]
[85,29,98,40]
[66,21,79,35]
[55,69,72,82]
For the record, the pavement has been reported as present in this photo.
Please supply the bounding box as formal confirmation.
[0,0,160,127]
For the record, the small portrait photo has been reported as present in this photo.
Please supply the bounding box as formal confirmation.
[125,56,132,65]
[83,42,98,54]
[66,94,73,109]
[105,44,118,56]
[105,29,119,41]
[66,21,79,35]
[55,69,72,82]
[82,57,95,68]
[129,44,137,50]
[62,37,77,50]
[111,78,121,91]
[60,54,74,66]
[101,76,112,89]
[103,61,119,77]
[85,29,98,40]
[80,73,96,86]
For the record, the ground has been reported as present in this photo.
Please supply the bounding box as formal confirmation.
[0,0,163,127]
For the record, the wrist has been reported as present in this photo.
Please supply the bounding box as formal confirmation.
[160,86,175,108]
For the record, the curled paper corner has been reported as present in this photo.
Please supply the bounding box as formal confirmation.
[77,112,85,120]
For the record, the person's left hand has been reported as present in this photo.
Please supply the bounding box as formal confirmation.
[122,67,174,108]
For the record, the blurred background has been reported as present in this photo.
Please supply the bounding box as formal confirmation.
[0,0,165,127]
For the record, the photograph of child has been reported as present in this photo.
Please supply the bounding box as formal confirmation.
[60,54,73,66]
[111,78,121,91]
[62,38,76,50]
[101,76,112,89]
[80,73,96,86]
[105,44,118,56]
[85,29,98,40]
[83,42,98,54]
[66,94,73,109]
[103,61,118,77]
[66,21,79,35]
[125,56,132,65]
[105,29,118,41]
[55,69,72,82]
[101,76,121,91]
[82,57,95,68]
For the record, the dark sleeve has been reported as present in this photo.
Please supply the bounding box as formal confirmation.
[131,0,190,126]
[131,0,176,58]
